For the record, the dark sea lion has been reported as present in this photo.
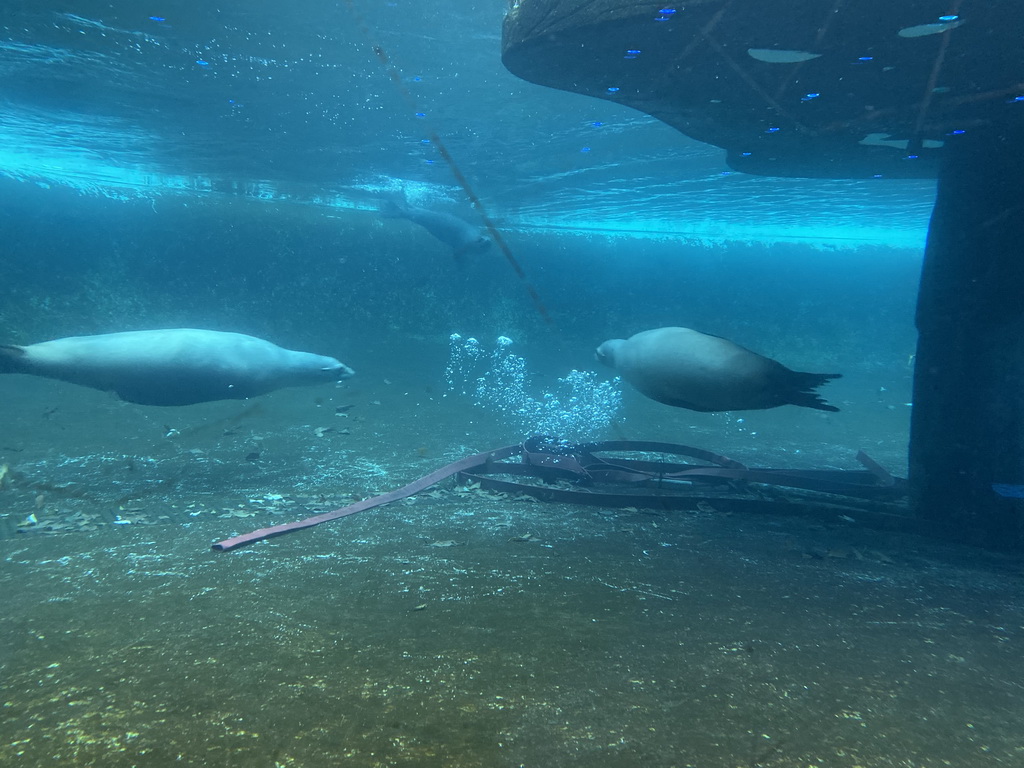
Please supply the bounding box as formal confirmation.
[596,327,841,412]
[0,329,355,406]
[380,196,491,262]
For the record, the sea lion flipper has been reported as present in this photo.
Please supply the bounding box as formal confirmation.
[787,391,840,412]
[784,370,843,412]
[378,197,407,218]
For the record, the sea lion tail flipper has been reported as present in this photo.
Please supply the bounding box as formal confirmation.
[378,192,409,219]
[0,345,29,374]
[788,371,842,412]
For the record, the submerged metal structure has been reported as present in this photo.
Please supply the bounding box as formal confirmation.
[502,0,1024,548]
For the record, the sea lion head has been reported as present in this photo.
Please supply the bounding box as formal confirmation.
[318,358,356,382]
[595,339,625,368]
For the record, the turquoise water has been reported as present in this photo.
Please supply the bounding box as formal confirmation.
[0,2,934,247]
[2,3,1022,767]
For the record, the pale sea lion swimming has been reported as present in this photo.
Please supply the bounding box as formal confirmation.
[379,196,491,262]
[0,329,355,406]
[596,326,841,413]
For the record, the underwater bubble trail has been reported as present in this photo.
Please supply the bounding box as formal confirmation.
[446,335,621,441]
[444,333,483,396]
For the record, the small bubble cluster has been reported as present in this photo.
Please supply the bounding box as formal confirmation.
[445,334,622,441]
[444,333,484,396]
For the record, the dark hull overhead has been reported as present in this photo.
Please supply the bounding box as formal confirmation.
[502,0,1022,179]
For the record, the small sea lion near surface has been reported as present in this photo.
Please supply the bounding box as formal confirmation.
[379,196,491,262]
[0,328,354,406]
[596,326,841,412]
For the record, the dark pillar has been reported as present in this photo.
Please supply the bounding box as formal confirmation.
[910,127,1024,549]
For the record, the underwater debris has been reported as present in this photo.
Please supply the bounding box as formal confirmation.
[508,532,539,543]
[220,509,257,519]
[898,19,965,38]
[747,48,822,64]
